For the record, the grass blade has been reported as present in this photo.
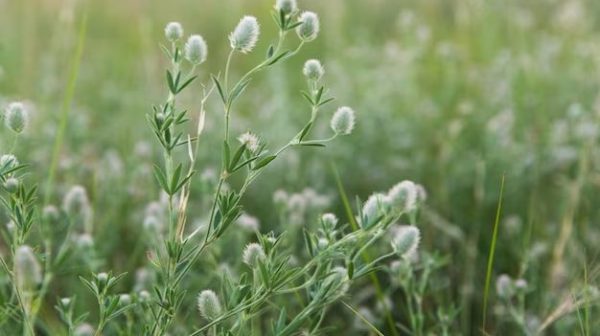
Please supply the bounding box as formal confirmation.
[482,174,506,332]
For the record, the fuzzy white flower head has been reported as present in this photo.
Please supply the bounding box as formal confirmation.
[388,180,418,212]
[0,154,18,170]
[3,177,19,193]
[496,274,513,298]
[275,0,298,14]
[63,185,90,217]
[242,242,266,267]
[238,131,260,152]
[198,290,222,320]
[321,213,338,231]
[322,266,349,297]
[73,323,95,336]
[391,225,420,259]
[230,16,260,53]
[5,102,28,133]
[164,22,183,42]
[14,245,42,293]
[330,106,356,135]
[184,34,208,64]
[237,213,260,231]
[296,11,320,41]
[303,59,324,81]
[361,193,389,229]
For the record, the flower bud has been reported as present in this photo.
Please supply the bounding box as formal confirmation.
[229,16,260,53]
[330,106,356,135]
[3,177,19,193]
[391,226,420,258]
[4,102,28,133]
[74,324,95,336]
[164,22,183,42]
[296,12,319,41]
[119,294,132,305]
[42,205,60,224]
[275,0,297,15]
[303,59,324,81]
[96,272,109,289]
[0,154,19,170]
[14,245,42,293]
[184,34,208,64]
[361,193,388,229]
[197,290,222,320]
[388,180,418,212]
[63,185,90,217]
[242,242,266,267]
[60,297,72,308]
[321,213,338,231]
[138,290,151,303]
[237,132,260,153]
[496,274,514,298]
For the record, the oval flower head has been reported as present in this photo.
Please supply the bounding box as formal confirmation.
[0,154,19,170]
[296,11,320,41]
[164,22,184,42]
[391,225,420,259]
[361,193,389,229]
[388,180,418,212]
[197,290,222,320]
[230,16,260,53]
[242,242,266,267]
[14,245,42,293]
[303,59,324,81]
[5,102,28,134]
[331,106,356,135]
[184,34,208,64]
[275,0,298,15]
[238,131,260,153]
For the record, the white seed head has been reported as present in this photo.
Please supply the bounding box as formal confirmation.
[197,290,222,320]
[303,59,324,81]
[14,245,42,293]
[60,297,72,308]
[165,22,184,42]
[4,102,28,133]
[96,272,109,285]
[323,266,349,297]
[184,34,208,64]
[119,294,132,305]
[330,106,356,135]
[273,189,289,206]
[361,193,389,229]
[391,226,420,258]
[3,177,19,193]
[388,180,418,212]
[275,0,298,14]
[496,274,514,298]
[296,12,320,41]
[321,213,338,231]
[237,213,260,231]
[73,323,95,336]
[63,185,90,217]
[242,242,266,267]
[42,205,60,224]
[138,290,151,302]
[238,131,260,153]
[230,16,260,53]
[515,278,528,291]
[0,154,19,170]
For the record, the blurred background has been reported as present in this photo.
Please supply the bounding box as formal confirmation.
[2,0,600,334]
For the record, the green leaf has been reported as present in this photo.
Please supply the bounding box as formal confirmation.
[176,75,197,94]
[228,79,251,106]
[267,50,292,66]
[153,165,170,194]
[229,144,247,171]
[166,70,177,94]
[212,75,227,104]
[170,164,183,194]
[252,155,276,170]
